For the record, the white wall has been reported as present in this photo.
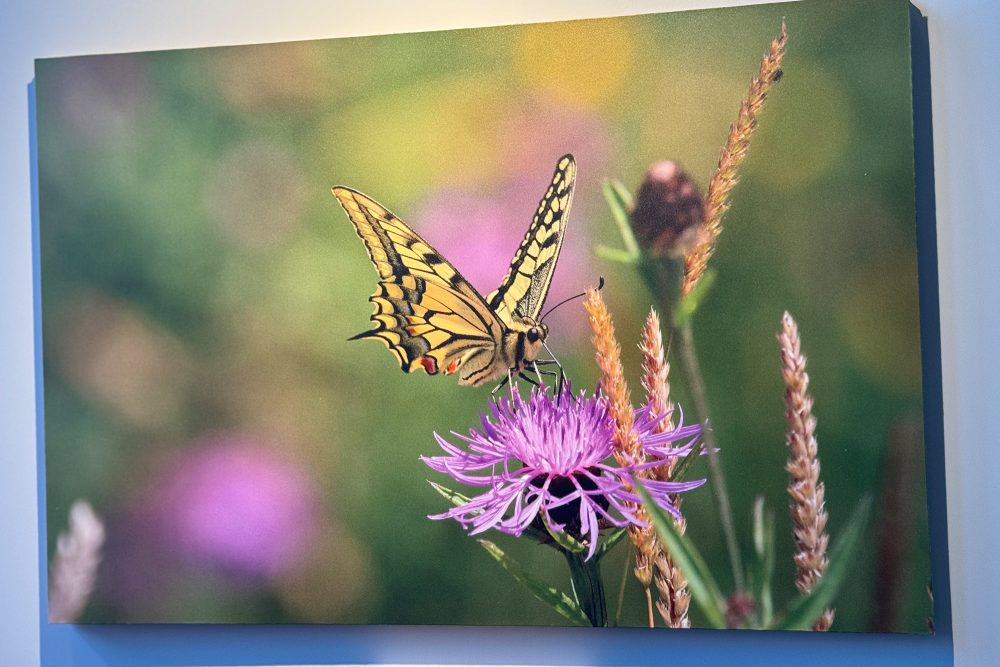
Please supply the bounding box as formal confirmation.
[1,1,997,664]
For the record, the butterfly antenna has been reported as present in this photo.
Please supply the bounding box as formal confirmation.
[540,276,605,323]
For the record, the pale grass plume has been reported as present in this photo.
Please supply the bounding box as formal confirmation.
[48,500,106,623]
[584,288,658,625]
[682,20,788,297]
[779,311,833,631]
[640,307,676,442]
[639,307,691,628]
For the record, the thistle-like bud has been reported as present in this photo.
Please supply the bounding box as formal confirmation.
[631,161,706,259]
[725,590,756,629]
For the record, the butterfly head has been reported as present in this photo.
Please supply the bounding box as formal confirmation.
[519,321,549,364]
[526,323,546,344]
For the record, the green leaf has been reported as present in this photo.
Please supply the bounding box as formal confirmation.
[609,178,635,211]
[636,482,727,629]
[478,540,591,627]
[595,244,639,264]
[673,269,717,328]
[427,480,470,507]
[595,527,628,561]
[602,179,640,257]
[775,496,873,631]
[541,514,587,555]
[750,496,775,628]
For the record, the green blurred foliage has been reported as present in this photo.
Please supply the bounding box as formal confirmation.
[36,0,931,632]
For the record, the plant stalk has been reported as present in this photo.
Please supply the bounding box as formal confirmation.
[672,318,744,591]
[564,551,608,627]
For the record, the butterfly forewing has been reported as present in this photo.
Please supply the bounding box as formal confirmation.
[486,154,576,325]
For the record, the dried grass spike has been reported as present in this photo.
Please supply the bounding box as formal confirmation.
[779,311,833,631]
[585,289,665,625]
[640,307,675,440]
[584,288,638,461]
[682,20,788,296]
[639,307,693,627]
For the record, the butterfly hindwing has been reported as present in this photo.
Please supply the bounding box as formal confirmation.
[333,187,502,380]
[487,154,576,325]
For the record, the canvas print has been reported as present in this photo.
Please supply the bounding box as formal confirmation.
[37,0,937,632]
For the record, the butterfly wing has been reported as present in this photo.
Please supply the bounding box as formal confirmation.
[333,186,504,382]
[487,154,576,325]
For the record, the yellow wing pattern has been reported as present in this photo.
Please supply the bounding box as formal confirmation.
[333,154,574,386]
[486,154,576,325]
[332,187,503,380]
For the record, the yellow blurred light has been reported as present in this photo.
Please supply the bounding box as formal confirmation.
[513,18,635,108]
[318,74,510,203]
[837,255,922,391]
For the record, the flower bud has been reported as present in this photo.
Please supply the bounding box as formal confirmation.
[632,161,706,258]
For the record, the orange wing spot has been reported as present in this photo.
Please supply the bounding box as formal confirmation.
[420,357,439,375]
[444,359,459,375]
[405,315,426,334]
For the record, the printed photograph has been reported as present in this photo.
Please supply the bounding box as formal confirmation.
[37,0,935,632]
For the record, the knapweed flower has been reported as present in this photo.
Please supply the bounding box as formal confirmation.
[422,385,704,560]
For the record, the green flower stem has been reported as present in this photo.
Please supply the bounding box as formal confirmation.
[637,253,745,593]
[639,258,684,326]
[613,543,632,627]
[602,182,746,595]
[671,316,745,592]
[564,550,607,627]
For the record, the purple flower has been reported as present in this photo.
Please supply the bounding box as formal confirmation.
[422,386,704,559]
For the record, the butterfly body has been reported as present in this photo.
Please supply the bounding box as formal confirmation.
[333,154,575,387]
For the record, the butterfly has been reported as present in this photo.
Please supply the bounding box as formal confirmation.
[332,154,576,387]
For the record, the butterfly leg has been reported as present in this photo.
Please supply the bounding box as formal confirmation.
[517,370,541,387]
[492,372,511,398]
[541,342,568,397]
[526,366,559,381]
[532,361,547,390]
[530,361,565,399]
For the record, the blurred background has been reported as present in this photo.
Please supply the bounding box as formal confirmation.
[36,0,930,631]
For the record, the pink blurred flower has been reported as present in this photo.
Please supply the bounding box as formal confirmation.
[412,189,531,295]
[100,436,329,620]
[51,53,151,146]
[498,93,614,178]
[411,175,596,342]
[154,436,322,578]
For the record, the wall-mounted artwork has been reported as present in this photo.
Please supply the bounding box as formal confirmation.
[37,0,940,632]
